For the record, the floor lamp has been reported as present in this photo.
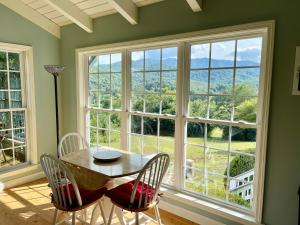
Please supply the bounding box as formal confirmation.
[44,65,65,157]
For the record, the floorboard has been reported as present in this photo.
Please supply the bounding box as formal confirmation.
[0,179,199,225]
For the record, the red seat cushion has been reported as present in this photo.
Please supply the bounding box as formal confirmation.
[52,182,107,210]
[105,179,156,210]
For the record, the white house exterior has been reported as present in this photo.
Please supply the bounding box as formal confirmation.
[229,169,254,205]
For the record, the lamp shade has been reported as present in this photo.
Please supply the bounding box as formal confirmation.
[44,65,65,76]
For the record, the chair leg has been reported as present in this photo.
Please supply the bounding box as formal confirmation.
[98,200,107,225]
[135,212,139,225]
[115,207,126,225]
[72,212,76,225]
[154,205,162,225]
[52,208,58,225]
[107,204,115,225]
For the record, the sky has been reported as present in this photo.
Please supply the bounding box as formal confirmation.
[95,37,263,64]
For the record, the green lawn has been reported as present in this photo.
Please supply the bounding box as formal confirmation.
[96,130,254,208]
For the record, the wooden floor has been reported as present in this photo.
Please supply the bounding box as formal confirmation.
[0,179,198,225]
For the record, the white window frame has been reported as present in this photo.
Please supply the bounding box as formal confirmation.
[76,21,274,224]
[0,42,37,170]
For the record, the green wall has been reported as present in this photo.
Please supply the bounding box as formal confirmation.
[58,0,300,224]
[0,5,60,160]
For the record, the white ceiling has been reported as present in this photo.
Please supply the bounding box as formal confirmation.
[0,0,202,38]
[21,0,163,26]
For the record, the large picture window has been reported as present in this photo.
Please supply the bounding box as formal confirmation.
[0,50,27,170]
[80,23,273,219]
[185,38,262,209]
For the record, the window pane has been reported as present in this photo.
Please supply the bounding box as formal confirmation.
[206,149,228,175]
[8,53,20,71]
[10,72,21,90]
[185,168,205,194]
[131,72,144,93]
[0,91,9,109]
[0,72,8,89]
[98,130,109,146]
[15,146,26,164]
[99,94,110,109]
[145,94,160,114]
[190,70,208,94]
[210,69,233,94]
[162,71,176,94]
[0,112,11,129]
[99,55,110,72]
[234,97,257,123]
[131,115,141,134]
[88,56,98,73]
[189,95,208,118]
[131,94,144,112]
[162,47,177,70]
[231,127,256,154]
[211,41,235,68]
[14,128,26,144]
[160,118,175,137]
[209,96,232,121]
[145,72,160,93]
[89,73,98,91]
[236,37,262,67]
[131,51,144,72]
[207,125,229,150]
[130,134,142,153]
[98,112,109,129]
[89,111,97,127]
[144,117,157,135]
[99,74,110,93]
[191,44,210,69]
[206,174,227,201]
[89,128,97,146]
[12,111,25,128]
[145,49,160,71]
[89,91,99,108]
[111,73,121,94]
[0,52,7,70]
[110,113,120,132]
[143,135,158,154]
[235,68,260,96]
[0,130,13,149]
[112,95,121,109]
[161,95,176,115]
[111,53,121,72]
[186,122,205,146]
[110,131,120,149]
[186,145,204,171]
[10,91,22,108]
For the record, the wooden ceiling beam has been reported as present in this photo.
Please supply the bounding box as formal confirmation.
[185,0,203,12]
[43,0,93,33]
[109,0,138,25]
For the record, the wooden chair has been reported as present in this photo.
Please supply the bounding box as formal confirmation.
[58,132,88,158]
[105,153,170,225]
[40,154,107,225]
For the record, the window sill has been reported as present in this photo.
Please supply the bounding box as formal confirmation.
[160,186,264,225]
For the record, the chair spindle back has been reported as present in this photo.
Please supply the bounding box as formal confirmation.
[130,153,170,209]
[40,154,82,210]
[58,133,88,157]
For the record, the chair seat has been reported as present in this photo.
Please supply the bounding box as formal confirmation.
[105,179,156,211]
[52,183,107,211]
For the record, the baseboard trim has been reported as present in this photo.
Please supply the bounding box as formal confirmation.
[1,171,45,190]
[159,199,226,225]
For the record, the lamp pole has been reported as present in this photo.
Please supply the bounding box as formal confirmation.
[44,65,65,157]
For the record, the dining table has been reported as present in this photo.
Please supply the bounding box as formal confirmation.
[60,147,155,225]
